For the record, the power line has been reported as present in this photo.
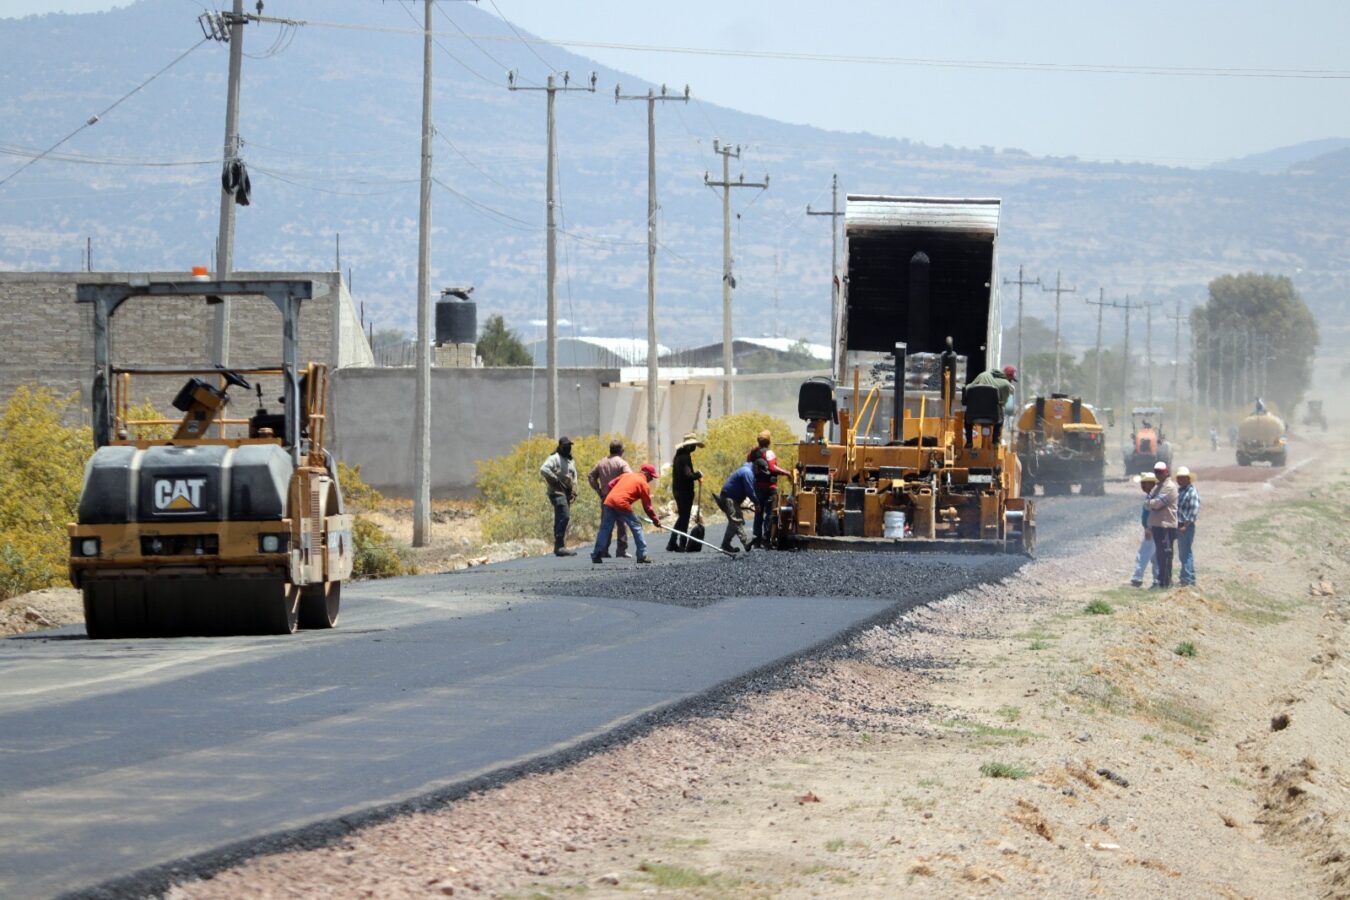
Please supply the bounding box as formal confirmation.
[485,0,559,75]
[393,0,502,87]
[0,37,209,191]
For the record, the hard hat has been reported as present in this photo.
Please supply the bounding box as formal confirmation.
[640,462,658,478]
[1140,472,1157,483]
[1175,466,1191,478]
[1153,461,1169,473]
[1003,365,1017,381]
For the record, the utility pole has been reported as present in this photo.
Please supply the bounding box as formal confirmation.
[807,174,844,379]
[1084,289,1111,408]
[1145,303,1154,403]
[1165,302,1187,430]
[704,141,768,415]
[510,70,595,439]
[412,0,434,547]
[1114,296,1147,432]
[617,82,688,465]
[207,0,246,366]
[1003,266,1040,411]
[1042,271,1076,393]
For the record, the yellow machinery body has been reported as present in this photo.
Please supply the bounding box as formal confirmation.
[1014,395,1106,496]
[1236,412,1287,467]
[67,279,353,638]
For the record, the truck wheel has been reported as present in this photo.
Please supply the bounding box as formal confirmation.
[1236,452,1250,467]
[1273,452,1287,468]
[82,585,120,640]
[299,581,341,629]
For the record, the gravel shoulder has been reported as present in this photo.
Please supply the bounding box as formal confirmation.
[166,434,1350,899]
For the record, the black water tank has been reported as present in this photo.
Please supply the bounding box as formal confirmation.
[435,294,477,345]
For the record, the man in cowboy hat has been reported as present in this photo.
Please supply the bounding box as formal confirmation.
[668,432,705,552]
[1175,465,1201,586]
[1146,460,1179,588]
[592,463,661,564]
[1130,472,1160,588]
[588,439,632,558]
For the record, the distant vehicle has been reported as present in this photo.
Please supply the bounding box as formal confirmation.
[1236,412,1287,467]
[1015,394,1106,496]
[1123,406,1172,474]
[1302,400,1327,432]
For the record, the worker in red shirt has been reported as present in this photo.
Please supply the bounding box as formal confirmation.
[591,463,661,564]
[747,430,791,548]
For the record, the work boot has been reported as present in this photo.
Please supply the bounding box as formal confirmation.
[599,550,612,558]
[635,556,652,564]
[591,555,603,564]
[616,551,631,559]
[666,541,682,552]
[721,543,739,554]
[555,548,576,557]
[1129,579,1142,588]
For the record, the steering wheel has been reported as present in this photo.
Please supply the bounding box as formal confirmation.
[217,367,252,392]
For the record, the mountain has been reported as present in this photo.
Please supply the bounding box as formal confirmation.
[1,0,1348,354]
[1209,138,1350,174]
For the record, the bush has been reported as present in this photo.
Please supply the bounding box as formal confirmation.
[1084,599,1114,615]
[337,461,384,512]
[351,516,412,578]
[0,387,92,599]
[693,412,799,505]
[477,433,639,544]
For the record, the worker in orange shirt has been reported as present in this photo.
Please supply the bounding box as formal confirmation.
[591,463,661,564]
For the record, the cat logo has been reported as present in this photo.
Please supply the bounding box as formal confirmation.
[154,477,208,512]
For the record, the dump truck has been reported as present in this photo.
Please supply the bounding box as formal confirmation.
[1236,411,1287,466]
[1123,406,1172,474]
[776,195,1034,556]
[68,279,353,638]
[1015,394,1106,495]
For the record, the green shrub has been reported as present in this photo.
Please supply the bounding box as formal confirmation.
[1084,599,1114,615]
[0,387,92,599]
[337,461,384,512]
[476,433,639,544]
[979,761,1030,779]
[351,516,412,578]
[1173,641,1197,658]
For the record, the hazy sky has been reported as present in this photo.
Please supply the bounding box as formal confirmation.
[2,0,1348,166]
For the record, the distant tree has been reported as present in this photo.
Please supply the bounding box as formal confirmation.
[1194,273,1319,414]
[1002,315,1057,359]
[478,315,532,367]
[1020,351,1084,400]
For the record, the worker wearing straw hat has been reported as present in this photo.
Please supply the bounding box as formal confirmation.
[1129,472,1160,588]
[1175,466,1201,586]
[668,432,705,552]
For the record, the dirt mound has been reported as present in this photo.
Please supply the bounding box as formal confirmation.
[0,587,82,635]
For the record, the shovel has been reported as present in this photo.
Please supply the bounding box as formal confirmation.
[648,519,737,558]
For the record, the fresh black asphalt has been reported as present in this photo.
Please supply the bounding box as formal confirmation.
[0,490,1131,898]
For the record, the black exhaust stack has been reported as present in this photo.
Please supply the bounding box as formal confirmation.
[892,341,907,443]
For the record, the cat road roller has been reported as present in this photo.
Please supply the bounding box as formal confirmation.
[773,195,1034,556]
[68,279,353,638]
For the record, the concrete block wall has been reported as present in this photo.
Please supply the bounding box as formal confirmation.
[0,271,372,423]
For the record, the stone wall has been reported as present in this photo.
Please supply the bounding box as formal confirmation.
[0,271,372,423]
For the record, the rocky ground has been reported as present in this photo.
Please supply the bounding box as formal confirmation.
[155,433,1349,899]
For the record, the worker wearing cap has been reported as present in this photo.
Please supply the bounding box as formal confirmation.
[964,365,1018,448]
[1146,460,1179,588]
[1130,472,1160,588]
[1175,466,1201,586]
[747,430,791,548]
[588,439,632,559]
[717,461,756,553]
[591,463,660,564]
[540,437,578,557]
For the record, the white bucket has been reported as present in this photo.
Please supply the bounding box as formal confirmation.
[883,510,906,539]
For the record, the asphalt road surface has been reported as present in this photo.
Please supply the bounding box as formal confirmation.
[0,490,1130,898]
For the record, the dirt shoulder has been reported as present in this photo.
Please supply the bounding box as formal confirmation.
[170,440,1348,898]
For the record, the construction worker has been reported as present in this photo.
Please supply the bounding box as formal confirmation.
[591,463,660,564]
[716,461,756,553]
[1146,460,1179,588]
[539,437,578,557]
[588,439,632,558]
[964,365,1017,447]
[668,432,704,552]
[747,430,791,548]
[1175,466,1201,586]
[1129,472,1159,588]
